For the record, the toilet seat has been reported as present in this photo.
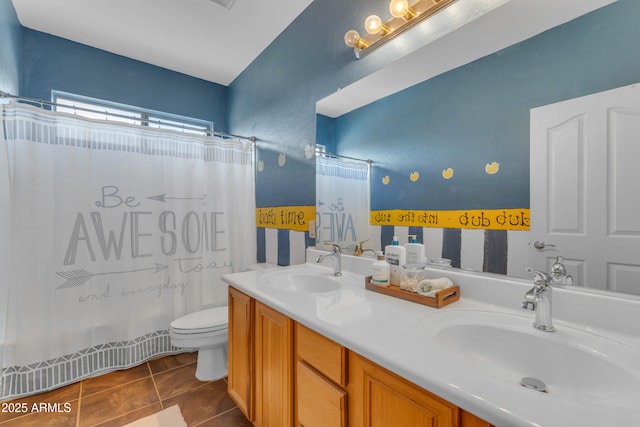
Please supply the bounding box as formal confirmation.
[170,306,228,334]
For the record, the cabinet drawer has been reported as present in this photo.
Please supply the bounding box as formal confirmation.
[297,361,346,427]
[296,323,347,387]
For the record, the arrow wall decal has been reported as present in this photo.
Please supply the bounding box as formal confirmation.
[147,194,207,203]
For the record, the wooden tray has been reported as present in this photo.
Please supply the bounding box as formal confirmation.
[365,276,460,308]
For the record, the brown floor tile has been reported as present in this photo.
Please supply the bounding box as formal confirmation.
[153,363,206,400]
[78,377,159,427]
[148,352,197,374]
[0,382,80,423]
[1,355,239,427]
[0,400,78,427]
[195,407,253,427]
[81,363,151,397]
[162,380,235,426]
[92,403,163,427]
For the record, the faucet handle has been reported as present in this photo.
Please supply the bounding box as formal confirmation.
[525,268,553,287]
[550,256,567,276]
[353,239,370,256]
[324,243,342,254]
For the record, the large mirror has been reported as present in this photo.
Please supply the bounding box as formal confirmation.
[315,0,640,297]
[528,83,640,296]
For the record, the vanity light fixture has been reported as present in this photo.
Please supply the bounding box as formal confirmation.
[344,0,457,59]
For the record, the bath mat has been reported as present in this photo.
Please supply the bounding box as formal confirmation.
[123,405,187,427]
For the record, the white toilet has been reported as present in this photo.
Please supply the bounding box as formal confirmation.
[169,264,277,381]
[169,306,228,381]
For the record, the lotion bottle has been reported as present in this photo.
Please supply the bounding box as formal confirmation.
[371,251,390,287]
[384,236,406,286]
[405,234,426,265]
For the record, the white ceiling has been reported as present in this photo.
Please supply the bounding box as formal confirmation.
[11,0,313,86]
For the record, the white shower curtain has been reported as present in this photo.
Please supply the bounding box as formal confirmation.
[0,103,256,399]
[316,155,370,249]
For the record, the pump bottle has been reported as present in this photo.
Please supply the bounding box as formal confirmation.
[405,234,426,265]
[384,236,406,286]
[371,251,390,286]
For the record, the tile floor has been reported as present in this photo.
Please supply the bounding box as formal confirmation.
[0,352,253,427]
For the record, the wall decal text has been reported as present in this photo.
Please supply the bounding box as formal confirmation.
[256,206,315,231]
[370,208,530,230]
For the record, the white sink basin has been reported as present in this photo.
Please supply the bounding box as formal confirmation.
[417,309,640,406]
[260,266,361,293]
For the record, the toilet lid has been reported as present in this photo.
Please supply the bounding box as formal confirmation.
[171,306,228,331]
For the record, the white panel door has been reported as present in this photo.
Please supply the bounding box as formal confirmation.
[530,83,640,295]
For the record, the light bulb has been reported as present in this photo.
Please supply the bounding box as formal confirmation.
[389,0,409,18]
[364,15,383,35]
[344,30,361,48]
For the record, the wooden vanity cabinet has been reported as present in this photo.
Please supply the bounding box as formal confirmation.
[228,288,294,427]
[348,353,492,427]
[295,323,348,427]
[297,361,347,427]
[461,411,493,427]
[348,353,458,427]
[254,301,294,427]
[228,287,254,421]
[227,286,492,427]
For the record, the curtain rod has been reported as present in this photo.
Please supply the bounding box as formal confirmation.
[0,91,257,143]
[317,151,373,164]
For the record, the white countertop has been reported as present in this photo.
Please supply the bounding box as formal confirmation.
[222,249,640,427]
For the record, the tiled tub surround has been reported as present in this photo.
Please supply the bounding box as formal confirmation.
[223,249,640,427]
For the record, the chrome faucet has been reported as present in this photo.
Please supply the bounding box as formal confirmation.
[522,268,555,332]
[316,243,342,276]
[550,256,573,285]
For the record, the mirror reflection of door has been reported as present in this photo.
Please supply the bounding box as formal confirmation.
[530,83,640,295]
[315,153,370,252]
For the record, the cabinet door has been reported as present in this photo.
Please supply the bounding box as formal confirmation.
[348,353,458,427]
[255,301,293,427]
[297,360,347,427]
[228,287,254,421]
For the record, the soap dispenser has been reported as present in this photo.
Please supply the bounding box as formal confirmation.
[384,236,406,286]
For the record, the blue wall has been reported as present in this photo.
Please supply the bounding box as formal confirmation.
[331,0,640,211]
[21,29,228,130]
[230,0,640,212]
[315,114,336,154]
[228,0,446,208]
[0,0,21,94]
